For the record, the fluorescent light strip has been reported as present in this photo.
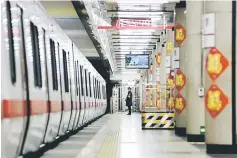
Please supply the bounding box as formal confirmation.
[114,39,157,43]
[117,12,164,15]
[113,44,155,46]
[116,0,169,4]
[113,36,159,38]
[114,50,152,52]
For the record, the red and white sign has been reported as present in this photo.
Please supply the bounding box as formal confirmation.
[116,19,151,27]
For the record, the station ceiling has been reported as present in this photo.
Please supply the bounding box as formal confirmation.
[40,1,99,57]
[41,0,185,83]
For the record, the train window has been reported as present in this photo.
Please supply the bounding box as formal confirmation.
[76,61,80,96]
[30,21,42,87]
[98,80,100,99]
[99,82,101,99]
[85,69,88,96]
[97,81,100,99]
[50,39,58,90]
[95,79,98,99]
[102,85,106,99]
[89,72,92,97]
[93,77,95,98]
[80,65,84,96]
[94,78,96,99]
[6,1,16,84]
[75,61,78,96]
[62,50,69,92]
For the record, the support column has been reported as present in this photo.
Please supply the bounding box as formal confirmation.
[160,33,167,110]
[186,1,205,142]
[174,8,187,136]
[204,1,237,154]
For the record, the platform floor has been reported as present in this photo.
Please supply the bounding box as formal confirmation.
[41,113,236,158]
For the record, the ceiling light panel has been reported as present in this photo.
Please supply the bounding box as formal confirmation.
[113,45,153,49]
[113,38,156,42]
[112,35,159,39]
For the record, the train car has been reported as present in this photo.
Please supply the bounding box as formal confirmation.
[1,1,107,158]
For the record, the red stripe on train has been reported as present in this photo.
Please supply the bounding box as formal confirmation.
[1,100,79,119]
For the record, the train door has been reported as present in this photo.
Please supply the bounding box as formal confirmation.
[92,76,97,118]
[94,78,98,117]
[98,81,102,115]
[95,79,99,116]
[58,49,72,136]
[103,84,107,114]
[1,2,29,157]
[77,65,85,127]
[19,4,48,154]
[43,38,61,143]
[88,72,92,120]
[84,68,89,123]
[67,44,76,131]
[73,60,81,129]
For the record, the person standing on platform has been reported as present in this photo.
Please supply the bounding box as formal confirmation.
[126,87,133,115]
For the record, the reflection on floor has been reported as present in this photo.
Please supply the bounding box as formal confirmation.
[41,113,237,158]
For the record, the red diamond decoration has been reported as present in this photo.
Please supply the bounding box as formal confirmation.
[205,47,230,81]
[175,93,186,115]
[175,69,187,91]
[205,84,230,118]
[175,24,186,46]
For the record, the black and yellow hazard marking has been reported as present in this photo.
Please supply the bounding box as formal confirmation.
[141,112,175,129]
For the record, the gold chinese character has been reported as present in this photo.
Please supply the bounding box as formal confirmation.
[207,90,222,111]
[176,74,184,87]
[175,98,184,110]
[157,55,161,64]
[176,28,184,41]
[167,41,173,52]
[167,79,174,89]
[207,54,223,74]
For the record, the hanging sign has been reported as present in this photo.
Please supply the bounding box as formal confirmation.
[206,47,230,81]
[175,24,186,46]
[175,93,186,115]
[175,69,187,91]
[156,52,161,66]
[205,84,230,118]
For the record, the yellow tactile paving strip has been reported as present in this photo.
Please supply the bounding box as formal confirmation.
[97,115,122,158]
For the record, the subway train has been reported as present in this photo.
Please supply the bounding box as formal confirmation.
[1,1,107,158]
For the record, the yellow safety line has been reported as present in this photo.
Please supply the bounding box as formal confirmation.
[97,116,121,158]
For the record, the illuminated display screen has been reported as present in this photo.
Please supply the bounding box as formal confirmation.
[125,54,150,69]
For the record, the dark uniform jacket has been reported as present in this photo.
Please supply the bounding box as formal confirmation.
[126,91,132,106]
